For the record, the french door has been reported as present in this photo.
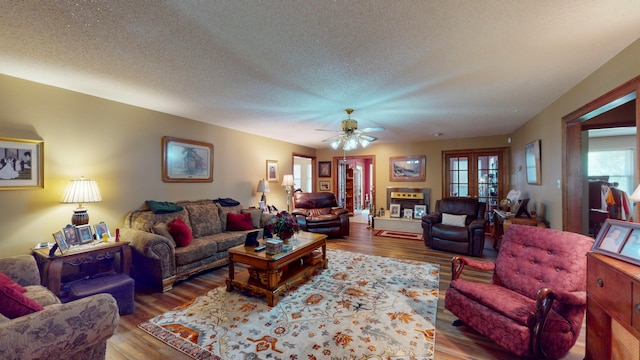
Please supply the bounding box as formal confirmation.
[443,147,510,224]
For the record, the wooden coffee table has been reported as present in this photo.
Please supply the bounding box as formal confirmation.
[226,231,328,306]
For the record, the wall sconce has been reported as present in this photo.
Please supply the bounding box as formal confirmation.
[256,179,270,203]
[282,174,295,212]
[61,176,102,225]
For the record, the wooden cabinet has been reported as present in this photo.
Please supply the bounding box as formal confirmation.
[586,252,640,359]
[345,166,354,213]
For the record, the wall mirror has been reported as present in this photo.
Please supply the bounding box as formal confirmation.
[525,139,541,185]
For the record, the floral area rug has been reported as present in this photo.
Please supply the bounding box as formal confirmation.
[375,229,424,241]
[138,249,440,360]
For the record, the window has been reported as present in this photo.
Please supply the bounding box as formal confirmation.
[588,149,635,195]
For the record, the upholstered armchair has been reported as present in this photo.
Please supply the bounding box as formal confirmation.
[0,255,120,360]
[444,225,594,359]
[421,197,486,256]
[292,192,350,237]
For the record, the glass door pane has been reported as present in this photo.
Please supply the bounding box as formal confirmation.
[448,156,469,197]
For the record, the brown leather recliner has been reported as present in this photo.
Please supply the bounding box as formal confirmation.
[292,192,350,237]
[421,197,486,256]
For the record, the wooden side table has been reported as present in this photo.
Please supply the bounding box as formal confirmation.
[492,209,546,249]
[32,240,131,297]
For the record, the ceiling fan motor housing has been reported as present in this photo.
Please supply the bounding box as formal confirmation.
[341,119,358,132]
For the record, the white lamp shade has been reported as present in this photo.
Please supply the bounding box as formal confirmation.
[256,179,270,193]
[630,184,640,202]
[61,177,102,204]
[282,174,295,187]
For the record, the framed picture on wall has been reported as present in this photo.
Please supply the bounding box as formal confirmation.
[162,136,213,183]
[318,161,331,177]
[525,139,541,185]
[266,160,278,182]
[0,137,44,190]
[389,155,426,182]
[319,180,331,191]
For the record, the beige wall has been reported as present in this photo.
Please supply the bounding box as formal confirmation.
[0,75,314,257]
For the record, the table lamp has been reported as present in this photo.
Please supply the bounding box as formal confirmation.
[282,174,295,212]
[257,179,270,203]
[61,176,102,225]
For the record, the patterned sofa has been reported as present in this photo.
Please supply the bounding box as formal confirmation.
[121,199,271,292]
[0,255,119,360]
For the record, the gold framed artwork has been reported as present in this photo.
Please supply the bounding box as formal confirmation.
[266,160,278,182]
[525,139,541,185]
[162,136,213,183]
[0,137,44,190]
[389,155,426,182]
[319,180,331,191]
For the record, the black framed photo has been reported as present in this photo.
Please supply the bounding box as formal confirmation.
[63,224,78,246]
[76,224,94,244]
[318,161,331,178]
[592,219,640,266]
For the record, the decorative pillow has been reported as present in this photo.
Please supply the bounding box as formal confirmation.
[0,272,26,293]
[152,222,176,247]
[0,283,44,319]
[241,208,263,228]
[441,213,467,227]
[227,212,254,231]
[168,218,193,247]
[145,200,184,214]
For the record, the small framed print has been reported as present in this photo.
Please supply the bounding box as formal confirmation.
[593,219,640,266]
[75,224,94,244]
[63,224,78,246]
[93,221,110,240]
[403,209,413,219]
[414,205,427,218]
[318,161,331,178]
[389,204,401,218]
[266,160,278,182]
[52,231,68,254]
[319,180,331,191]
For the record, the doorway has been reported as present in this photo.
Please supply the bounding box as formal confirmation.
[334,155,376,222]
[562,75,640,235]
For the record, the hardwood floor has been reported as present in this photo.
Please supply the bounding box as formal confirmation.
[106,223,586,359]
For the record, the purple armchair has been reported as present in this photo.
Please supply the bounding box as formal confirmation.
[444,224,594,359]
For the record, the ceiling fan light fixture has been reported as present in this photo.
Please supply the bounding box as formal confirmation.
[330,139,341,150]
[359,137,371,148]
[320,109,384,151]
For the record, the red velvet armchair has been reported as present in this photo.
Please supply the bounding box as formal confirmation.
[292,192,350,237]
[444,224,594,359]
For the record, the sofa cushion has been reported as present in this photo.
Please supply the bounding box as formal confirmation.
[0,272,26,293]
[168,218,193,247]
[241,208,263,228]
[215,203,244,231]
[442,213,467,227]
[181,200,222,237]
[23,285,60,306]
[127,207,191,233]
[0,283,44,319]
[145,200,184,214]
[174,236,220,267]
[227,212,254,231]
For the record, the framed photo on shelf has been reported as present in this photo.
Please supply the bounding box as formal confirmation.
[403,209,413,219]
[266,160,278,182]
[0,137,44,190]
[63,224,78,246]
[414,205,427,218]
[592,219,640,266]
[52,231,68,254]
[389,155,426,182]
[389,204,401,218]
[318,161,331,177]
[75,224,94,244]
[319,180,331,191]
[93,221,110,240]
[162,136,213,183]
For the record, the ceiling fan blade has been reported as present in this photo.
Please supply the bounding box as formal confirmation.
[360,126,385,133]
[321,134,342,142]
[315,128,340,132]
[358,134,377,142]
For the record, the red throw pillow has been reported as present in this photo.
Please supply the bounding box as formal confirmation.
[168,218,193,247]
[227,212,254,231]
[0,284,44,319]
[0,272,26,293]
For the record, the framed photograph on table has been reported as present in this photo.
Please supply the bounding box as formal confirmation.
[414,205,427,218]
[389,155,426,182]
[75,224,94,244]
[93,221,110,240]
[266,160,278,182]
[162,136,213,183]
[52,231,68,254]
[593,219,640,266]
[0,137,44,190]
[318,161,331,177]
[63,224,78,246]
[389,204,401,218]
[403,209,413,219]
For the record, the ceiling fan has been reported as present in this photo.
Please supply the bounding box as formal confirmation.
[317,109,385,151]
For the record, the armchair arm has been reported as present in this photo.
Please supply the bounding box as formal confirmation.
[120,228,176,281]
[451,256,495,281]
[0,255,41,287]
[468,218,487,231]
[422,213,441,226]
[0,293,119,360]
[331,207,349,216]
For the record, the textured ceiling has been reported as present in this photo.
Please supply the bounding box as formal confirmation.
[2,1,640,149]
